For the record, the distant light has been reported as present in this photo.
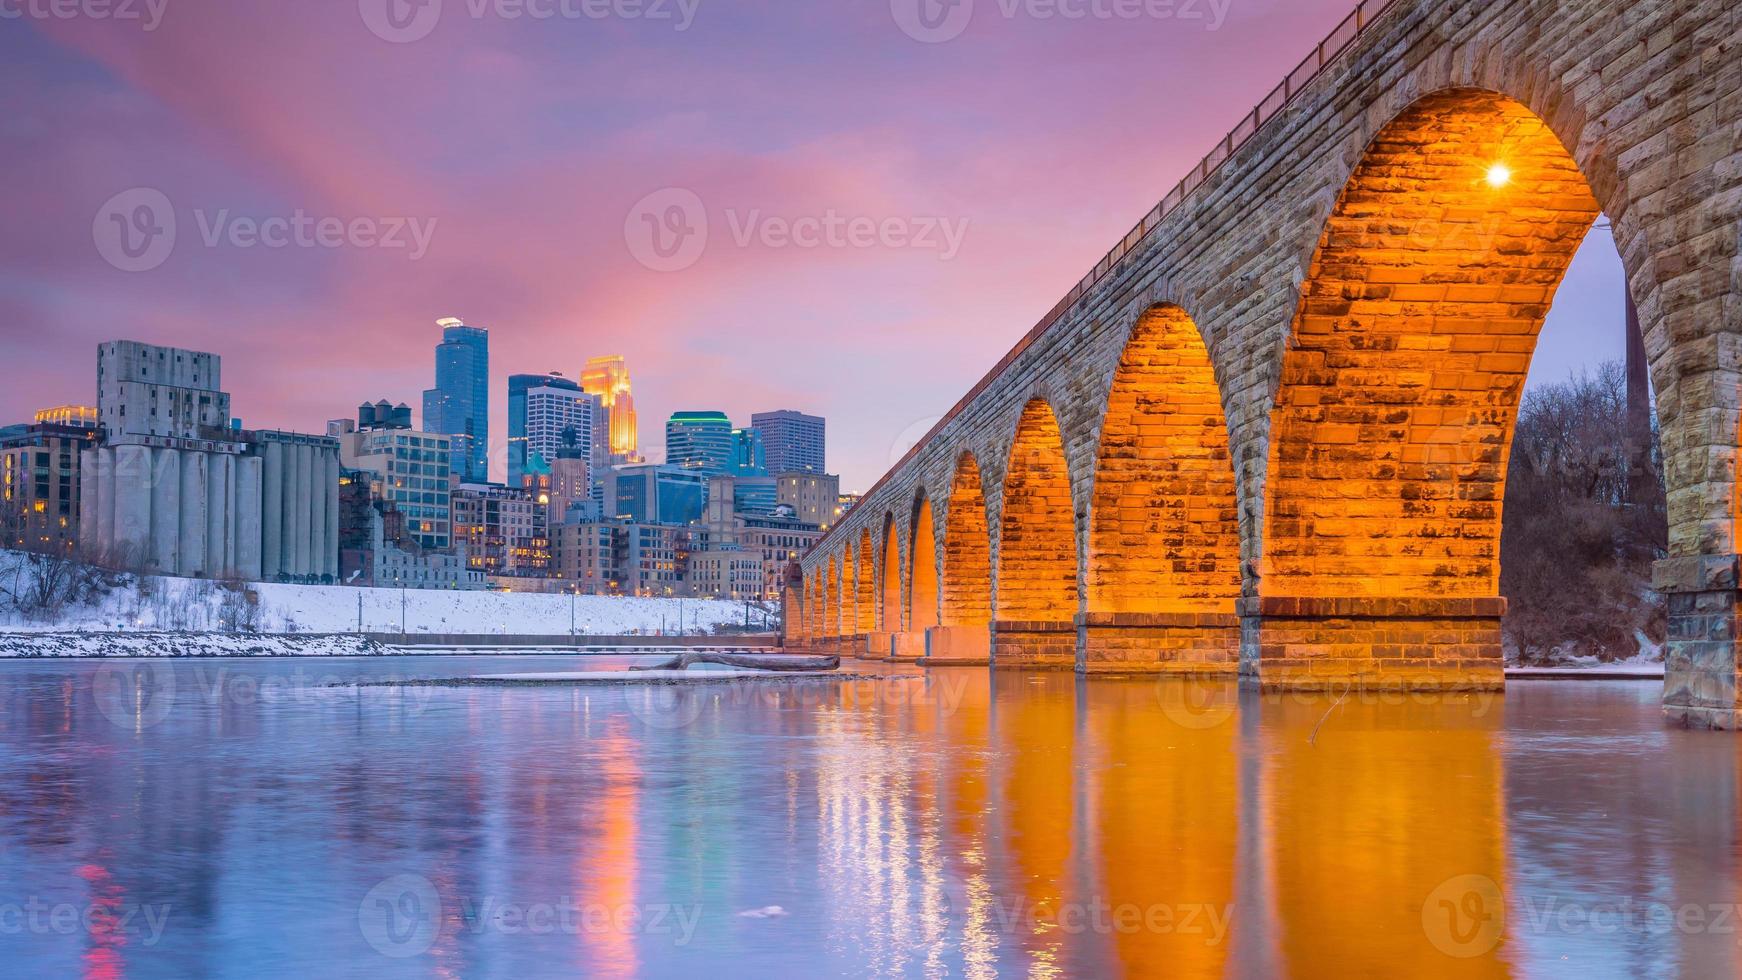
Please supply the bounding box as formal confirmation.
[1486,163,1512,188]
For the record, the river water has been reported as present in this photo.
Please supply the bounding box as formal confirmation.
[0,658,1734,978]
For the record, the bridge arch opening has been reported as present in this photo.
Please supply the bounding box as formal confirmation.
[1259,87,1628,685]
[880,514,900,631]
[856,528,876,633]
[824,557,837,637]
[910,493,940,632]
[1088,304,1241,614]
[839,545,854,635]
[942,453,993,627]
[996,399,1078,623]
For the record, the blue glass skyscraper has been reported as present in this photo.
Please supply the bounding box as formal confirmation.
[422,317,489,483]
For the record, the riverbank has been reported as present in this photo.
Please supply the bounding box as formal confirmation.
[0,551,756,636]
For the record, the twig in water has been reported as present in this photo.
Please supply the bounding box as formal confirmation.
[1308,690,1350,747]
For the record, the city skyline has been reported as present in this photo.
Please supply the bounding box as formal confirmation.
[1,0,1630,496]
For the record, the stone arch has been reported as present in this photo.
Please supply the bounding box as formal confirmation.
[942,452,992,627]
[823,557,837,638]
[996,398,1079,624]
[1264,88,1604,600]
[909,491,941,632]
[855,528,876,633]
[1088,303,1241,614]
[879,512,901,631]
[1255,87,1623,689]
[838,544,853,635]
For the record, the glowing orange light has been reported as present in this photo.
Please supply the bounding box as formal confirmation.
[1486,163,1512,187]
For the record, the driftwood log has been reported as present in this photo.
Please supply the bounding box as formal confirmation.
[630,651,841,672]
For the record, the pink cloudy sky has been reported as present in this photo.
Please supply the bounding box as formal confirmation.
[3,0,1625,491]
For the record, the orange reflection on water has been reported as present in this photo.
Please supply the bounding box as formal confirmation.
[578,715,640,979]
[1084,679,1237,980]
[1260,689,1510,978]
[996,672,1076,977]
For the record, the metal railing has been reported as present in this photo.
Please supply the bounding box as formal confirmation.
[810,0,1406,557]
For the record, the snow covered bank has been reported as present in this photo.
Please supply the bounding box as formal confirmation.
[0,552,757,637]
[0,632,383,658]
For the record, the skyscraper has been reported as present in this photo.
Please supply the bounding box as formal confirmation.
[581,355,639,461]
[752,410,825,475]
[665,411,733,476]
[508,372,595,488]
[422,317,489,483]
[525,381,598,488]
[731,427,766,475]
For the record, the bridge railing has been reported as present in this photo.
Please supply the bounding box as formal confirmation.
[811,0,1405,557]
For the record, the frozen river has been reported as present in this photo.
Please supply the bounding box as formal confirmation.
[0,657,1733,977]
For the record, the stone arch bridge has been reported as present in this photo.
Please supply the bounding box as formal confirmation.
[784,0,1742,727]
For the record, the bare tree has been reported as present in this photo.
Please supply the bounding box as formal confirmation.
[1501,361,1667,662]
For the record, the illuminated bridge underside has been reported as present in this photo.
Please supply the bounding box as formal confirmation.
[790,0,1742,727]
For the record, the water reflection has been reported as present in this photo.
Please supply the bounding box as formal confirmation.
[0,660,1736,977]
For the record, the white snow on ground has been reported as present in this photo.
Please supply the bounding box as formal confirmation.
[0,632,383,658]
[0,552,755,637]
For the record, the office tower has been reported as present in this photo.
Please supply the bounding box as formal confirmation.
[422,317,489,482]
[665,411,733,476]
[332,406,454,552]
[581,355,639,460]
[731,427,767,476]
[508,372,596,488]
[751,410,825,475]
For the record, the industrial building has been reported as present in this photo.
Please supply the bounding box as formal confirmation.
[78,341,340,582]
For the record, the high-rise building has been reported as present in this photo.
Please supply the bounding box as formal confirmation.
[422,317,489,483]
[331,406,454,552]
[665,411,733,475]
[508,372,597,489]
[731,427,767,476]
[581,355,640,461]
[752,410,825,475]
